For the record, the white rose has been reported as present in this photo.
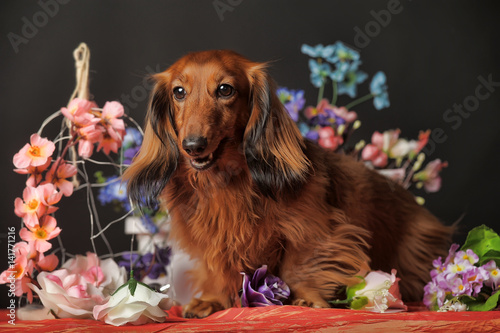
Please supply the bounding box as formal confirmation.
[93,278,169,326]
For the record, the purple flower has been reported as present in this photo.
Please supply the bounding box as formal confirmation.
[277,88,305,122]
[123,146,140,165]
[241,265,290,307]
[118,246,171,281]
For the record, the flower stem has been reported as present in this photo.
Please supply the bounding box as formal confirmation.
[331,81,338,106]
[317,79,326,105]
[345,93,375,110]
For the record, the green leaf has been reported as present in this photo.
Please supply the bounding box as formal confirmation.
[346,276,366,300]
[462,290,500,311]
[128,277,138,296]
[461,225,500,264]
[350,297,369,310]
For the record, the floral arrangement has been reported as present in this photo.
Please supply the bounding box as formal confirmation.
[0,43,170,326]
[423,225,500,312]
[278,41,447,203]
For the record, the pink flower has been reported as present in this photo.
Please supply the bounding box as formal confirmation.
[318,127,343,151]
[377,168,406,183]
[97,133,122,155]
[332,106,357,123]
[13,134,55,169]
[30,253,127,319]
[61,98,99,128]
[483,261,500,290]
[19,215,61,253]
[413,159,448,192]
[101,101,126,141]
[14,186,47,228]
[37,253,59,272]
[45,158,77,196]
[77,125,103,158]
[14,157,52,187]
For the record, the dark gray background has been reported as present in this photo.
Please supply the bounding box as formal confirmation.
[1,0,499,307]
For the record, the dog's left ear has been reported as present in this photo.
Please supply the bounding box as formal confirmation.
[244,63,311,200]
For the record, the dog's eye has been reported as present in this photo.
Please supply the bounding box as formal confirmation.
[173,86,186,100]
[217,84,234,98]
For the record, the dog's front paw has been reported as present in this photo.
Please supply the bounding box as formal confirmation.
[292,297,330,308]
[182,298,225,318]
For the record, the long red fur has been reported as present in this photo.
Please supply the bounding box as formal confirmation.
[123,50,453,318]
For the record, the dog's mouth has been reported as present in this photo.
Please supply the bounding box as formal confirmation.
[189,139,226,171]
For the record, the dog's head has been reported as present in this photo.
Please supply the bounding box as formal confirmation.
[124,50,310,207]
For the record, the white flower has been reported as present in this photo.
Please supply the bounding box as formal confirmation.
[438,299,468,312]
[93,277,169,326]
[351,269,407,313]
[29,253,127,319]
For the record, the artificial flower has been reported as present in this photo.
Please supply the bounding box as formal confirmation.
[100,101,126,142]
[97,176,128,205]
[413,159,448,192]
[14,157,52,187]
[45,158,77,196]
[347,269,407,313]
[301,43,336,59]
[424,226,500,311]
[77,125,102,158]
[118,246,171,281]
[19,215,61,253]
[335,61,368,98]
[13,134,55,169]
[30,253,127,319]
[318,126,343,151]
[97,133,122,155]
[308,59,332,88]
[122,127,143,149]
[61,98,99,128]
[93,275,169,326]
[327,41,361,81]
[14,185,48,228]
[369,71,390,110]
[241,265,290,307]
[277,88,306,122]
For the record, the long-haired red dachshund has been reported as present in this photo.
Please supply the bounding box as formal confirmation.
[124,50,453,318]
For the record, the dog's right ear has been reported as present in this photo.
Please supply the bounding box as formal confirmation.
[123,75,179,209]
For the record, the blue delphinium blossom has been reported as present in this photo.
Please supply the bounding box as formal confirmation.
[241,265,290,307]
[301,43,336,58]
[277,87,306,122]
[308,59,332,88]
[370,71,390,110]
[336,61,368,98]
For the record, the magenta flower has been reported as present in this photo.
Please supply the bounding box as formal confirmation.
[241,265,290,307]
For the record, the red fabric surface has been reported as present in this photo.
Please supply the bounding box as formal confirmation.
[1,305,500,332]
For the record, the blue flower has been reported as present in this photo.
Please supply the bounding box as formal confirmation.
[327,41,361,81]
[122,128,143,149]
[118,246,171,281]
[98,176,128,205]
[277,87,306,122]
[308,59,332,88]
[140,214,158,234]
[336,61,368,98]
[301,43,336,58]
[370,71,390,110]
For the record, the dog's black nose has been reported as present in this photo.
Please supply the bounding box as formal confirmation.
[182,136,208,156]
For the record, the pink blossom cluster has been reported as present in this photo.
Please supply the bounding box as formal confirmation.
[0,98,126,302]
[423,244,500,310]
[361,129,448,193]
